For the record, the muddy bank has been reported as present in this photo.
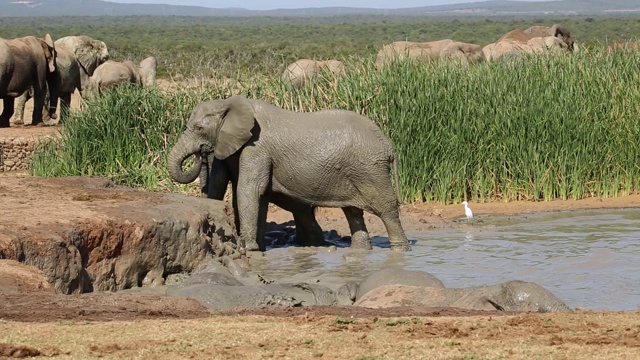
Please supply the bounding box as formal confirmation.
[0,176,237,294]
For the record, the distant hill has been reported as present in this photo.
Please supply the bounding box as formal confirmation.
[0,0,639,17]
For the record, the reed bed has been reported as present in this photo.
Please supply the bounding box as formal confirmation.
[32,48,640,204]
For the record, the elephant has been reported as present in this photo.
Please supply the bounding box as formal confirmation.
[85,56,157,97]
[13,35,110,125]
[354,280,572,313]
[484,24,575,62]
[168,95,411,253]
[375,39,484,68]
[0,34,58,128]
[282,59,345,88]
[606,40,640,52]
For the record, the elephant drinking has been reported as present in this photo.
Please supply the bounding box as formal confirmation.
[168,95,411,252]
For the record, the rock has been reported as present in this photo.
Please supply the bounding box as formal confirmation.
[0,260,54,294]
[355,268,445,300]
[0,176,236,294]
[168,282,337,310]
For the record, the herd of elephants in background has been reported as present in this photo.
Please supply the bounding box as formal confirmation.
[0,21,594,128]
[0,21,633,255]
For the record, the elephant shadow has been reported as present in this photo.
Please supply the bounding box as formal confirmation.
[264,219,408,250]
[264,219,354,249]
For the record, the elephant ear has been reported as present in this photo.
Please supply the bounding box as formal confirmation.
[214,95,255,160]
[75,42,99,75]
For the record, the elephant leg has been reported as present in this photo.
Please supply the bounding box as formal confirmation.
[13,90,31,125]
[357,176,411,252]
[291,206,324,247]
[342,206,372,250]
[375,205,411,252]
[236,158,271,252]
[0,98,15,128]
[59,92,72,122]
[31,91,46,126]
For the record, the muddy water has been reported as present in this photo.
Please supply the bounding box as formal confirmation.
[252,209,640,311]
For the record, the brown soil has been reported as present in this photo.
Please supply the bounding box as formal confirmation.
[3,90,640,359]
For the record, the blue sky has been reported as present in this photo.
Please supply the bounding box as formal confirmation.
[108,0,547,11]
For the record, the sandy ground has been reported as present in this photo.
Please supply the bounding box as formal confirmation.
[2,88,640,359]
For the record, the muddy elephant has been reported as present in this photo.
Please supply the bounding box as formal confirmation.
[0,34,58,128]
[13,35,110,125]
[168,95,410,252]
[85,56,157,97]
[355,279,572,313]
[375,39,484,68]
[484,24,574,62]
[282,59,345,88]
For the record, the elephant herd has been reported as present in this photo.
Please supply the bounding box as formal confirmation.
[0,33,157,127]
[282,24,576,87]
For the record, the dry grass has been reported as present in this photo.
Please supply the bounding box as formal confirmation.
[1,311,640,359]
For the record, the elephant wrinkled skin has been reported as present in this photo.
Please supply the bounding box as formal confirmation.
[282,59,345,88]
[13,35,109,124]
[86,56,157,97]
[0,34,58,128]
[375,39,484,68]
[168,95,410,252]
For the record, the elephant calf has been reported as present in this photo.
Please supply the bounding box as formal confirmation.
[168,95,411,252]
[85,56,157,97]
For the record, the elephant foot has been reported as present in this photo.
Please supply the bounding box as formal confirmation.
[242,238,262,252]
[390,243,412,252]
[12,119,24,126]
[350,230,373,250]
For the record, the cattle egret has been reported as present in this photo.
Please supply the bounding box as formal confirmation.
[462,201,473,221]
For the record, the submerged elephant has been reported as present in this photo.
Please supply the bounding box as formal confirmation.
[0,34,58,128]
[168,95,410,252]
[282,59,345,88]
[85,56,157,97]
[375,39,484,68]
[483,24,575,62]
[13,35,110,124]
[355,280,572,313]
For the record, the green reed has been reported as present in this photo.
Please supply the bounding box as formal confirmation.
[32,48,640,204]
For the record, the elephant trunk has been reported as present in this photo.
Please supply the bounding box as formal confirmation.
[198,153,214,197]
[168,133,203,184]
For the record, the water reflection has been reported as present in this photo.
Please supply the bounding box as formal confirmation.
[251,209,640,311]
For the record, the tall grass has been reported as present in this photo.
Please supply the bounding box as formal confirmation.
[32,48,640,204]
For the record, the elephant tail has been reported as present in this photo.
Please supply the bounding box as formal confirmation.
[392,152,402,204]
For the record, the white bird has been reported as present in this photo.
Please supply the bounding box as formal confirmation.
[462,201,473,221]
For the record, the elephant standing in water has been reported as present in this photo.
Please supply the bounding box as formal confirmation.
[0,34,58,128]
[85,56,157,97]
[282,59,345,88]
[168,95,410,252]
[13,35,110,124]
